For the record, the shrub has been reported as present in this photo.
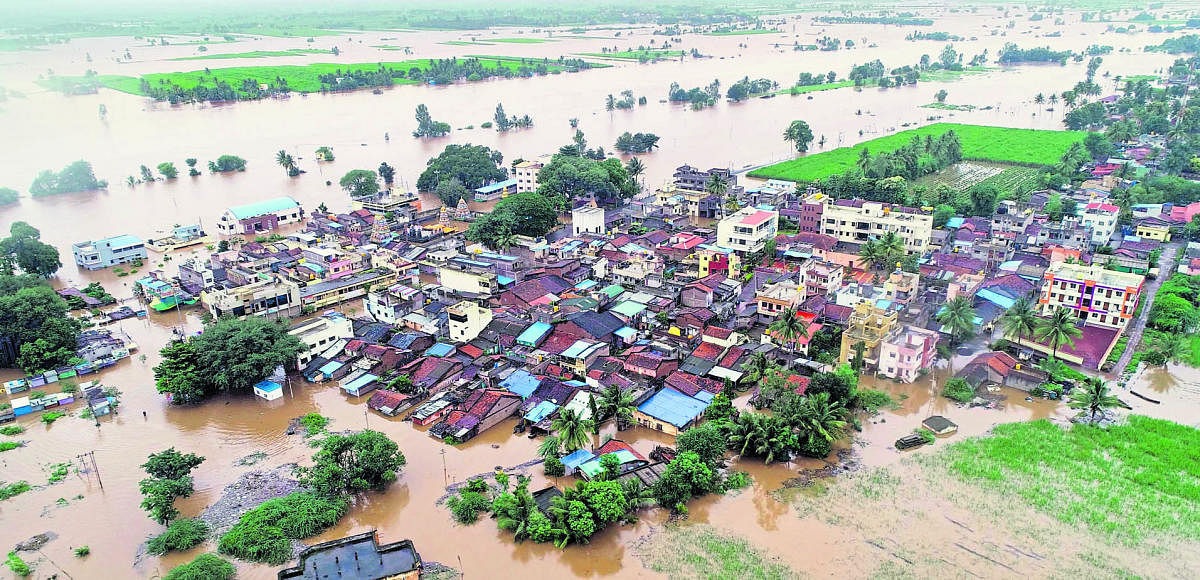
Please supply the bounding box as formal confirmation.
[0,442,21,453]
[147,518,209,555]
[855,389,897,413]
[74,546,90,557]
[722,470,752,491]
[942,378,975,402]
[0,481,32,500]
[299,413,329,437]
[218,492,347,564]
[447,490,491,524]
[5,551,31,576]
[915,427,936,445]
[164,553,236,580]
[42,411,66,424]
[543,456,565,477]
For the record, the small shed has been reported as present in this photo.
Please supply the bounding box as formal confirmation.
[3,379,28,395]
[253,380,284,401]
[922,415,958,436]
[11,396,33,417]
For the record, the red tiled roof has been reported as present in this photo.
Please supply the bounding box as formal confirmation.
[691,341,725,361]
[596,439,647,462]
[718,346,746,369]
[459,344,484,359]
[626,353,666,370]
[664,371,723,397]
[703,326,734,340]
[345,339,365,353]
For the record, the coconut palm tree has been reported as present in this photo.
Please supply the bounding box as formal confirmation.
[740,351,773,385]
[1035,306,1082,360]
[768,306,808,358]
[1068,377,1123,422]
[858,239,881,270]
[1034,93,1045,104]
[1150,332,1186,366]
[619,478,656,514]
[1049,93,1058,105]
[537,435,562,460]
[275,149,295,175]
[794,391,848,451]
[937,296,977,349]
[999,296,1039,348]
[705,173,730,217]
[550,408,593,452]
[856,147,871,172]
[727,412,792,464]
[625,157,645,181]
[495,478,539,541]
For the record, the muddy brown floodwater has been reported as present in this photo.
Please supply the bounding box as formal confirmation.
[1,8,1197,579]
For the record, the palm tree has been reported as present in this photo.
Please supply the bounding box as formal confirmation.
[625,157,645,181]
[495,478,539,541]
[619,479,656,514]
[1068,377,1123,422]
[550,408,592,452]
[598,385,636,430]
[705,173,730,217]
[1035,307,1082,360]
[1062,90,1077,109]
[1034,93,1045,104]
[491,229,516,253]
[998,296,1038,348]
[1049,93,1058,105]
[727,413,792,464]
[740,351,773,385]
[275,149,295,175]
[768,306,808,358]
[858,238,881,270]
[878,231,904,268]
[937,296,977,349]
[537,435,562,460]
[794,392,848,451]
[1150,332,1186,366]
[856,147,871,172]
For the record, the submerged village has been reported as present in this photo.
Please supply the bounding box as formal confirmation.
[4,4,1200,580]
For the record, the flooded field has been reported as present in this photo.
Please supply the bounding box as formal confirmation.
[2,7,1199,579]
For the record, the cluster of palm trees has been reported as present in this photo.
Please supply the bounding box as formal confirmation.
[998,297,1083,360]
[537,385,637,460]
[275,149,300,177]
[858,231,906,271]
[726,390,848,463]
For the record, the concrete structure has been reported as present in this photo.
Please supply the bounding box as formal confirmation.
[447,301,493,343]
[216,197,303,235]
[365,284,424,325]
[513,160,543,193]
[438,265,499,297]
[572,205,606,236]
[821,199,932,253]
[878,326,939,383]
[1134,222,1171,242]
[839,301,899,368]
[254,380,284,401]
[276,531,422,580]
[755,280,804,321]
[301,269,398,309]
[289,312,354,368]
[72,234,147,270]
[1080,203,1120,246]
[1039,262,1143,329]
[474,178,518,202]
[716,206,779,254]
[201,274,302,319]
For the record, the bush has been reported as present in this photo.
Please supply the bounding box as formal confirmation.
[147,518,209,555]
[41,411,66,424]
[0,442,21,453]
[855,389,897,413]
[5,551,31,576]
[0,481,31,500]
[74,546,90,557]
[915,427,936,445]
[218,492,348,564]
[543,456,565,477]
[942,377,975,402]
[447,489,491,524]
[299,413,329,437]
[0,426,23,436]
[722,471,752,491]
[164,554,236,580]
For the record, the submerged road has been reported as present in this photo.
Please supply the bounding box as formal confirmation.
[1114,241,1181,377]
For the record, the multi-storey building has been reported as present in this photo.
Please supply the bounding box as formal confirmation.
[513,160,543,193]
[820,199,932,253]
[447,301,493,343]
[1039,262,1144,329]
[1079,202,1120,246]
[289,312,354,368]
[755,280,804,324]
[716,206,779,254]
[72,234,147,270]
[878,325,939,383]
[215,197,304,235]
[839,301,899,367]
[201,273,302,319]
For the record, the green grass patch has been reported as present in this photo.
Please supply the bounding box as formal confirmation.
[577,49,684,60]
[41,411,66,424]
[490,37,553,43]
[918,65,992,82]
[1121,74,1158,84]
[749,123,1087,182]
[0,481,31,500]
[441,40,495,46]
[0,426,23,436]
[170,49,328,61]
[299,413,329,437]
[706,29,782,36]
[47,462,71,483]
[218,491,348,564]
[148,518,210,555]
[53,57,576,97]
[165,553,235,580]
[637,524,798,579]
[940,417,1200,544]
[922,102,976,111]
[0,441,22,453]
[372,44,411,51]
[776,80,856,95]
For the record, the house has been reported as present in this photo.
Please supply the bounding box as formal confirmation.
[276,531,421,580]
[365,284,425,325]
[717,206,779,254]
[877,326,939,383]
[72,234,147,270]
[622,351,678,380]
[1040,262,1143,329]
[430,389,522,442]
[302,269,399,310]
[289,312,354,368]
[447,301,493,343]
[572,205,606,235]
[1134,219,1172,242]
[957,351,1047,392]
[839,301,898,368]
[201,274,303,319]
[820,198,932,253]
[1079,203,1120,246]
[474,178,518,202]
[367,390,417,417]
[577,439,650,480]
[922,416,958,435]
[514,160,544,193]
[216,197,303,235]
[633,386,712,437]
[253,380,284,401]
[341,372,381,397]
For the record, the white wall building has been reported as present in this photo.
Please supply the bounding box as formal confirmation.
[447,301,494,343]
[716,206,778,254]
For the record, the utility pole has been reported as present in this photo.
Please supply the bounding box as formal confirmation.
[77,451,103,489]
[440,448,448,486]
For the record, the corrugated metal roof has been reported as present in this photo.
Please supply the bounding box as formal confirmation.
[228,196,299,219]
[636,387,708,428]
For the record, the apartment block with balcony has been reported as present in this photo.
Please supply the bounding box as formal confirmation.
[437,264,499,298]
[201,274,302,319]
[1079,203,1120,246]
[513,160,543,193]
[755,279,804,325]
[1039,262,1144,329]
[839,301,899,367]
[804,262,844,298]
[300,269,399,310]
[717,206,779,254]
[878,326,939,383]
[289,312,354,368]
[821,199,932,253]
[447,301,493,343]
[72,234,147,270]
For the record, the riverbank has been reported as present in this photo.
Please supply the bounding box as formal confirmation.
[748,123,1087,182]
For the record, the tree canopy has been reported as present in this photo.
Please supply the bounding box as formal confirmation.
[536,153,637,206]
[300,430,407,496]
[0,273,79,373]
[339,169,380,199]
[30,160,107,196]
[154,317,304,404]
[1,222,61,278]
[416,143,507,192]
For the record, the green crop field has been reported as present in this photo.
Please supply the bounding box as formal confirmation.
[171,49,328,61]
[705,29,783,36]
[1121,74,1158,83]
[490,37,553,43]
[53,57,581,97]
[577,49,684,60]
[749,123,1087,182]
[940,417,1200,544]
[441,40,495,46]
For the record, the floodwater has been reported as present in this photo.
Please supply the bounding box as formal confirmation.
[0,9,1195,578]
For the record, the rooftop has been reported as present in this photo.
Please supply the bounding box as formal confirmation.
[276,531,420,580]
[1046,261,1144,289]
[637,387,710,428]
[228,196,300,220]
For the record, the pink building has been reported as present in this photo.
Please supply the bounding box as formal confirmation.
[878,326,939,383]
[1169,201,1200,223]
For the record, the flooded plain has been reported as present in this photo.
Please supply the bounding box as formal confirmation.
[1,8,1199,579]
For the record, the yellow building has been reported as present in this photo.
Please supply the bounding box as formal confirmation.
[1134,223,1171,242]
[696,247,739,277]
[839,301,899,367]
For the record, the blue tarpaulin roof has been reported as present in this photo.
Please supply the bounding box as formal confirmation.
[615,326,637,340]
[524,400,559,422]
[516,322,553,347]
[342,373,379,393]
[500,369,541,398]
[561,449,595,472]
[497,275,515,286]
[636,387,709,428]
[426,342,455,357]
[253,380,282,392]
[945,217,965,229]
[318,361,343,375]
[976,287,1017,309]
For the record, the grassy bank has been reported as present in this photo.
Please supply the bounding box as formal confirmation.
[922,102,976,111]
[749,123,1086,182]
[635,524,798,579]
[490,37,552,43]
[43,57,584,97]
[706,29,782,36]
[170,49,328,61]
[442,40,494,46]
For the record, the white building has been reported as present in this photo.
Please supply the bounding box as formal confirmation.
[572,205,606,236]
[1079,202,1120,246]
[447,301,493,343]
[215,197,304,236]
[513,160,544,193]
[716,206,778,254]
[288,312,355,368]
